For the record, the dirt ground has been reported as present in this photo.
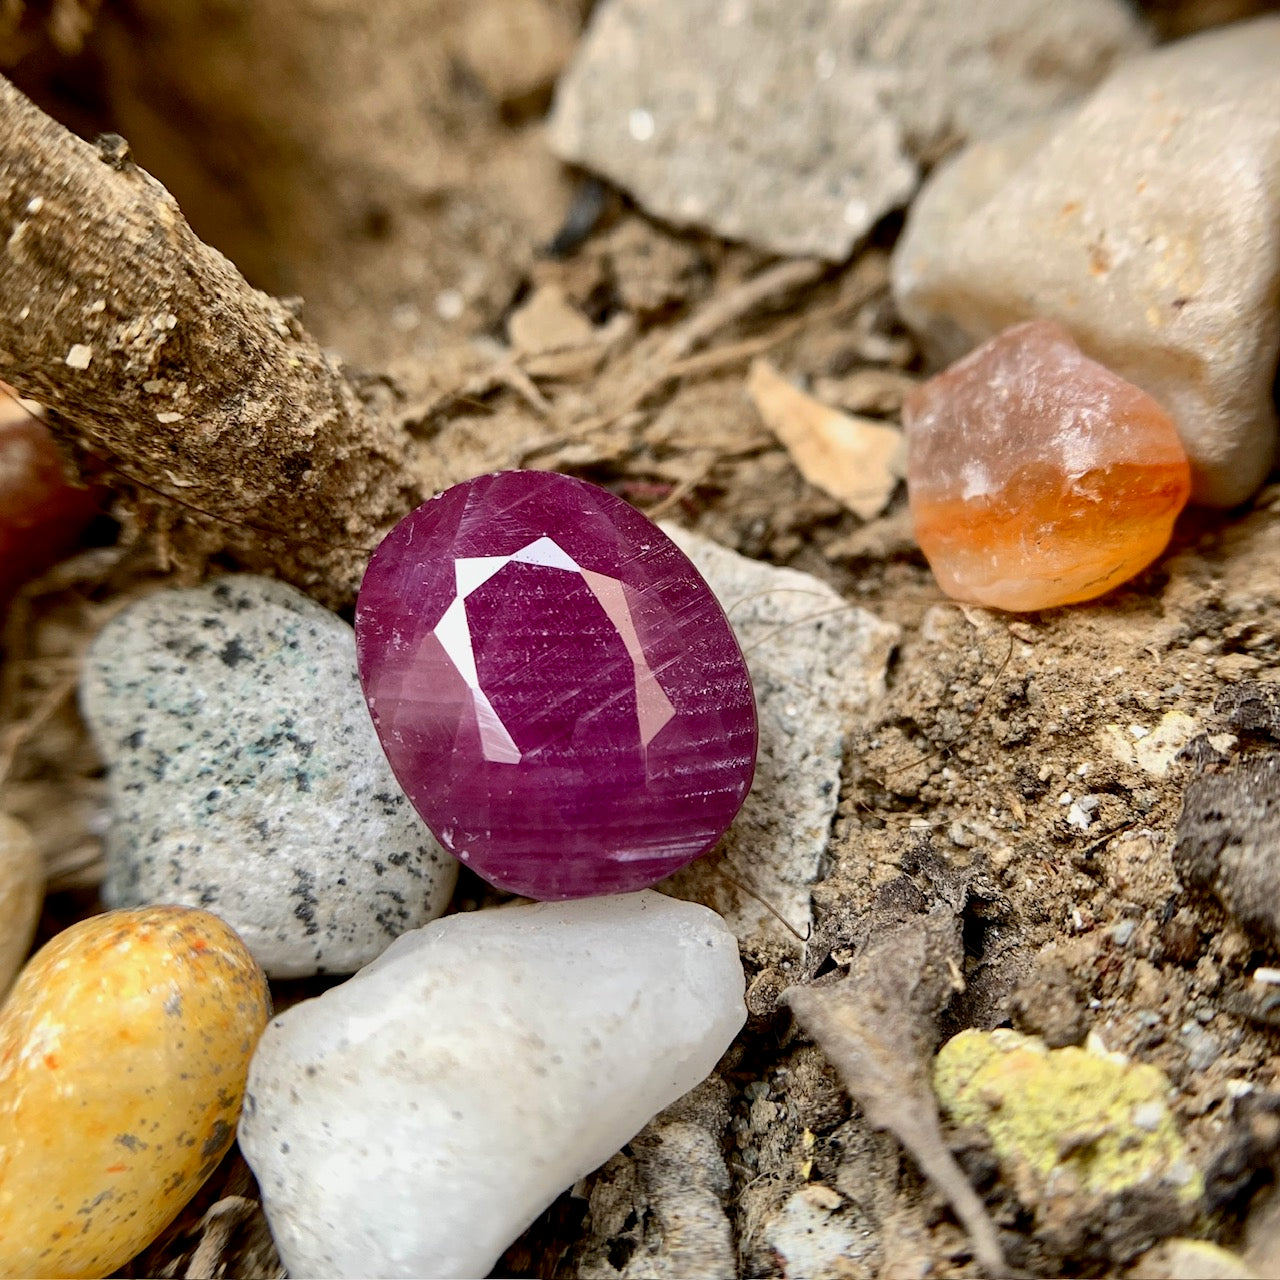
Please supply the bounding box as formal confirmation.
[3,1,1280,1276]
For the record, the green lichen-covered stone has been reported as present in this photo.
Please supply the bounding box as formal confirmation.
[934,1028,1201,1204]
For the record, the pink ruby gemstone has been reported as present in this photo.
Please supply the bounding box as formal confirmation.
[354,471,757,899]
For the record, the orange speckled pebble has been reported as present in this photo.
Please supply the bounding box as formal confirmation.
[0,906,271,1279]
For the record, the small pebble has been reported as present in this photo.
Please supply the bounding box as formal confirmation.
[0,906,270,1279]
[1131,1100,1165,1132]
[239,890,745,1279]
[0,812,43,995]
[1111,919,1137,947]
[904,320,1190,611]
[81,576,457,978]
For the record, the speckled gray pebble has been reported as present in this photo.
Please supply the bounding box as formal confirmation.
[81,575,457,978]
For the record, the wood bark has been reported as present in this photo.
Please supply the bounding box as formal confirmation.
[0,75,424,603]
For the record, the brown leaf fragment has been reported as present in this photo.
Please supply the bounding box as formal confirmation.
[747,359,903,520]
[784,894,1011,1277]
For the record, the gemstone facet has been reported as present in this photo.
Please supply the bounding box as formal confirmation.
[904,320,1191,612]
[355,472,757,899]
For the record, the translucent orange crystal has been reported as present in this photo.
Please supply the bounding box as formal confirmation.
[904,321,1191,612]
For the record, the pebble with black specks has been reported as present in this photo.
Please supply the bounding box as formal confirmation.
[80,575,457,979]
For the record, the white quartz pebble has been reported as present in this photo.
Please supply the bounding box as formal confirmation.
[238,891,746,1278]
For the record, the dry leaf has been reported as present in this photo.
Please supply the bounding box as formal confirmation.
[784,848,1012,1277]
[747,359,903,521]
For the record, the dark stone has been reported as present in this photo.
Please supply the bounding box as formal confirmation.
[1172,752,1280,947]
[1215,681,1280,739]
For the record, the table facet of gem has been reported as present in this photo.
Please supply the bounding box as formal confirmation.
[355,471,758,899]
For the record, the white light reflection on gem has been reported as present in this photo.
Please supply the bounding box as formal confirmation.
[433,537,676,763]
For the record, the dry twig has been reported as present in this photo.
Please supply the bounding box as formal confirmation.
[0,79,423,604]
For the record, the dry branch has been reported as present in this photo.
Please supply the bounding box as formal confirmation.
[0,76,424,604]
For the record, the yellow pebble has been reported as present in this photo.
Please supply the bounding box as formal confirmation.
[0,906,271,1279]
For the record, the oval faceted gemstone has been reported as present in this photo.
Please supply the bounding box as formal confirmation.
[355,472,757,899]
[904,320,1192,612]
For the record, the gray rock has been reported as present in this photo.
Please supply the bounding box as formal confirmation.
[238,891,746,1280]
[892,17,1280,507]
[661,526,898,945]
[81,576,456,978]
[548,0,1148,259]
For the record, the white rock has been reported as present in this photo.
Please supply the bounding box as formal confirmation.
[766,1184,876,1280]
[548,0,1148,259]
[662,526,898,944]
[0,812,43,995]
[80,576,456,978]
[238,891,745,1279]
[892,17,1280,507]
